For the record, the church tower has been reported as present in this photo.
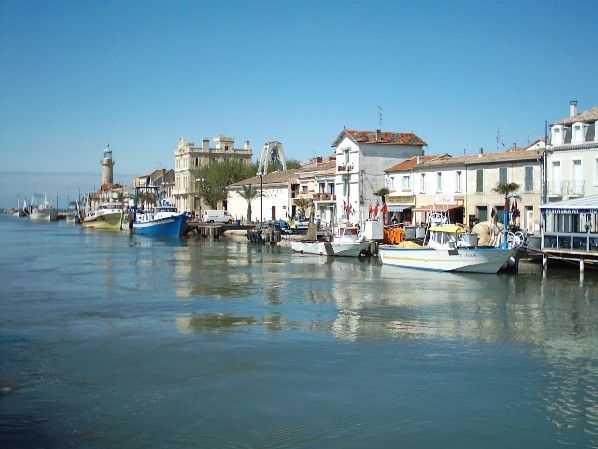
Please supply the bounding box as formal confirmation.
[101,144,115,186]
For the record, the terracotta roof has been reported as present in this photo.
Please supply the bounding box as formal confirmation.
[416,148,544,169]
[228,168,299,188]
[554,106,598,125]
[385,154,448,172]
[297,157,336,175]
[332,128,427,147]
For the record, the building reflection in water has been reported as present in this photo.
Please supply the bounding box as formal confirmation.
[170,238,597,444]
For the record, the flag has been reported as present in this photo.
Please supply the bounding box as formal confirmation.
[381,202,388,216]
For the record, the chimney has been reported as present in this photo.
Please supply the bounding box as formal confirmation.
[478,147,484,157]
[570,100,578,117]
[416,156,421,165]
[244,140,251,151]
[202,138,209,151]
[376,129,381,141]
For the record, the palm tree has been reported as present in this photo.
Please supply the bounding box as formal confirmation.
[239,184,259,222]
[294,198,312,221]
[492,181,520,224]
[374,187,390,204]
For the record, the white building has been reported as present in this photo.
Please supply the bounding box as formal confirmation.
[546,101,598,201]
[173,135,252,213]
[384,143,545,232]
[227,169,299,223]
[332,128,426,225]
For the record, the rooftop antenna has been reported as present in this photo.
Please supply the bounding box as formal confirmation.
[496,128,505,150]
[377,105,383,129]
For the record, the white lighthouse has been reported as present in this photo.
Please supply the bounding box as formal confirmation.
[101,144,115,186]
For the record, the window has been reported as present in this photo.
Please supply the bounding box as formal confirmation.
[477,206,488,221]
[524,166,533,192]
[436,172,442,193]
[329,184,335,194]
[319,182,325,193]
[499,167,507,183]
[387,176,395,190]
[456,171,462,192]
[572,160,582,179]
[343,148,350,164]
[420,173,426,193]
[476,170,483,192]
[301,185,308,193]
[402,175,411,191]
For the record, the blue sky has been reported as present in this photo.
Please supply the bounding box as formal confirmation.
[1,0,597,207]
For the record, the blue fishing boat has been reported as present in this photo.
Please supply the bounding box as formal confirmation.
[130,186,188,236]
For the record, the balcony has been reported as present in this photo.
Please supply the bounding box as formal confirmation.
[337,163,354,173]
[313,192,336,202]
[547,180,585,198]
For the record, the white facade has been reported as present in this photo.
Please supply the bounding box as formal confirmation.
[547,103,598,201]
[333,129,426,225]
[227,171,297,223]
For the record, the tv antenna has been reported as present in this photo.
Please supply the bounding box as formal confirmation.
[377,105,383,129]
[496,128,505,150]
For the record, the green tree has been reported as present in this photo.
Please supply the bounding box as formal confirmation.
[294,198,312,221]
[492,181,520,197]
[192,160,256,210]
[374,187,390,203]
[239,184,260,222]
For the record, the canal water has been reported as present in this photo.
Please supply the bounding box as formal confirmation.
[0,216,596,449]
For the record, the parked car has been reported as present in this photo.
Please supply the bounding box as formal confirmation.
[202,209,234,224]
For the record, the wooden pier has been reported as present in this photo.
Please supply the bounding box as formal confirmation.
[184,221,253,238]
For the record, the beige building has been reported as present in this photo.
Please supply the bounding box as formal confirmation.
[384,143,545,233]
[173,135,252,212]
[295,156,336,226]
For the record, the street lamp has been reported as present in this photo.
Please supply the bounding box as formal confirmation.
[195,178,204,219]
[256,171,263,224]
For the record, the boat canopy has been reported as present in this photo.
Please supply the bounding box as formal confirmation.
[428,224,465,233]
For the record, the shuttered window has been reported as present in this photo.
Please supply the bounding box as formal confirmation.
[499,167,507,183]
[476,170,483,192]
[524,166,533,191]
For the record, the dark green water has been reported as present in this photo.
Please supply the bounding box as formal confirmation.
[1,216,596,448]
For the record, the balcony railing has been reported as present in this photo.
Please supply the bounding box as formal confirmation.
[313,193,336,201]
[547,180,585,197]
[337,163,353,172]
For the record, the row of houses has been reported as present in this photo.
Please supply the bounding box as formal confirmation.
[135,102,598,244]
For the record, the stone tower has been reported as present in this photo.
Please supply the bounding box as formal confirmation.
[101,144,115,186]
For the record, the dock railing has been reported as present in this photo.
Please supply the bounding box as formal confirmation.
[543,232,598,253]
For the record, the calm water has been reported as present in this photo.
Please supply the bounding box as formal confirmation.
[0,216,596,449]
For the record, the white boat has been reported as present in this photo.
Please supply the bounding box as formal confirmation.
[82,202,123,230]
[291,223,371,257]
[378,224,516,274]
[28,194,58,221]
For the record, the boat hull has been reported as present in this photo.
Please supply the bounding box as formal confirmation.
[132,213,187,236]
[291,240,370,257]
[378,246,516,274]
[29,208,58,221]
[82,212,123,230]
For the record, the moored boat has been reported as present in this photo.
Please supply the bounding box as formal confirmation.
[291,222,371,257]
[130,186,187,236]
[378,224,516,274]
[82,202,123,230]
[28,194,58,221]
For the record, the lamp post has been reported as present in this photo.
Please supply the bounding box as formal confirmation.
[195,178,204,219]
[256,172,263,224]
